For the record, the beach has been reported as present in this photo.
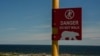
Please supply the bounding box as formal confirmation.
[0,52,79,56]
[0,52,98,56]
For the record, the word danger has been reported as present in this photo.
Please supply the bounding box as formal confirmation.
[60,21,80,29]
[60,21,79,25]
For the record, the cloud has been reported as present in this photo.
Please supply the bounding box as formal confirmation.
[7,28,17,30]
[0,27,17,32]
[18,25,51,41]
[20,32,51,41]
[1,24,100,45]
[59,39,100,46]
[31,33,51,40]
[24,24,51,33]
[83,27,100,40]
[33,24,51,29]
[0,32,51,44]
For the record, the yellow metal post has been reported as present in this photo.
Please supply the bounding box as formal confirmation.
[52,0,59,56]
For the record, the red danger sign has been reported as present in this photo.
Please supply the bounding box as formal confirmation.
[52,8,82,40]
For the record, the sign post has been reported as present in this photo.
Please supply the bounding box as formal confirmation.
[52,0,82,56]
[52,0,59,56]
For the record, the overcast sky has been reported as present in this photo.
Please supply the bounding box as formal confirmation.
[0,0,100,45]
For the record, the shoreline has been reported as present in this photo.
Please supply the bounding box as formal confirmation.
[0,52,100,56]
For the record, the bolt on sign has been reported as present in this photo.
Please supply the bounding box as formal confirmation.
[52,8,82,40]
